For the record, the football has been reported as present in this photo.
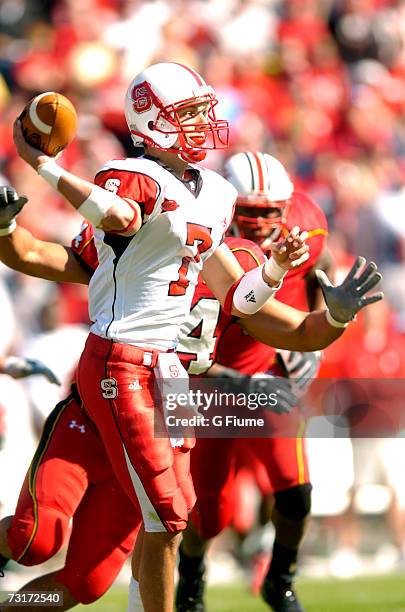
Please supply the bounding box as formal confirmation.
[20,91,78,156]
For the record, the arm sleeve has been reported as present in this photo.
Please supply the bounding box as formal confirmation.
[70,222,98,274]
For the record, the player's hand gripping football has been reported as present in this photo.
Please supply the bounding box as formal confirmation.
[316,256,383,324]
[269,226,309,271]
[2,356,61,385]
[13,119,52,171]
[0,186,28,230]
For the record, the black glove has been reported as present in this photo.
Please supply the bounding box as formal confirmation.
[248,374,298,415]
[316,257,383,324]
[209,366,249,395]
[0,186,28,230]
[2,356,61,385]
[208,367,297,415]
[276,350,321,394]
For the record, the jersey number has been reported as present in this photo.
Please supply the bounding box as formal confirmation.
[177,298,222,375]
[168,223,213,296]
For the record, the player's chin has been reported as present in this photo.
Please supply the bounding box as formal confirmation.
[250,230,268,244]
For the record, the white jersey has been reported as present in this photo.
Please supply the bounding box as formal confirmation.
[88,156,236,349]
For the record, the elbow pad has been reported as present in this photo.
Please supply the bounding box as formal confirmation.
[224,265,281,316]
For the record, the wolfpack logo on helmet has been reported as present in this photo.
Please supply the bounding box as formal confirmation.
[131,83,153,113]
[124,62,229,163]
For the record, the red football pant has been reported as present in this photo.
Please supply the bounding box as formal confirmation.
[7,392,139,604]
[190,438,236,539]
[77,333,195,533]
[190,436,309,540]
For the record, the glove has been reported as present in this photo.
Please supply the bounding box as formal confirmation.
[209,366,248,395]
[208,367,297,415]
[249,374,298,415]
[316,257,383,324]
[2,357,61,385]
[276,350,321,394]
[0,186,28,230]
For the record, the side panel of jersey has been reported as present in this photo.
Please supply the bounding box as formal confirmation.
[273,192,328,311]
[177,237,273,375]
[83,157,236,349]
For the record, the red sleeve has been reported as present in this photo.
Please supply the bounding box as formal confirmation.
[94,169,160,217]
[224,236,266,271]
[71,222,98,274]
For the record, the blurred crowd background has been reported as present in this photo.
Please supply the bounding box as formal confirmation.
[1,0,405,587]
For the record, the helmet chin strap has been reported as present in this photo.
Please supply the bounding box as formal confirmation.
[178,148,207,163]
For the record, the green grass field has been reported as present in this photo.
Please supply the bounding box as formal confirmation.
[76,574,405,611]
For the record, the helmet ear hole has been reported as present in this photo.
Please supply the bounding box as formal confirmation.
[148,121,154,131]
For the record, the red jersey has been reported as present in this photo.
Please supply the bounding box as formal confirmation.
[273,192,328,311]
[212,193,328,375]
[71,221,99,274]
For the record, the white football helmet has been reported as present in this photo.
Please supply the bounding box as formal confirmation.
[125,62,229,163]
[224,152,294,243]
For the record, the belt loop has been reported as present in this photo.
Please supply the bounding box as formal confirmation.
[142,352,153,367]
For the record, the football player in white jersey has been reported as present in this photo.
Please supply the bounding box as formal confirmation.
[10,62,381,612]
[0,183,383,611]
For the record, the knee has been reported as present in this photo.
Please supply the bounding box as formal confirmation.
[8,510,69,566]
[57,574,105,605]
[274,483,312,521]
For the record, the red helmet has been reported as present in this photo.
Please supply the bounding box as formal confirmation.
[224,152,294,246]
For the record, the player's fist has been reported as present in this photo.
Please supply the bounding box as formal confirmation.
[316,256,383,324]
[0,186,28,230]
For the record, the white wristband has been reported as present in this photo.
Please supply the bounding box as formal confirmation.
[326,309,349,328]
[233,264,280,315]
[77,185,116,226]
[37,159,66,189]
[264,257,288,283]
[0,219,16,236]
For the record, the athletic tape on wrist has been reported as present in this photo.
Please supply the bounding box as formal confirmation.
[37,159,65,189]
[231,264,280,315]
[0,219,17,236]
[325,309,349,328]
[264,256,288,283]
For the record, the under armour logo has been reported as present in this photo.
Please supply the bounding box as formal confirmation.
[244,290,256,303]
[128,379,142,391]
[73,234,83,248]
[69,420,86,433]
[73,222,89,248]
